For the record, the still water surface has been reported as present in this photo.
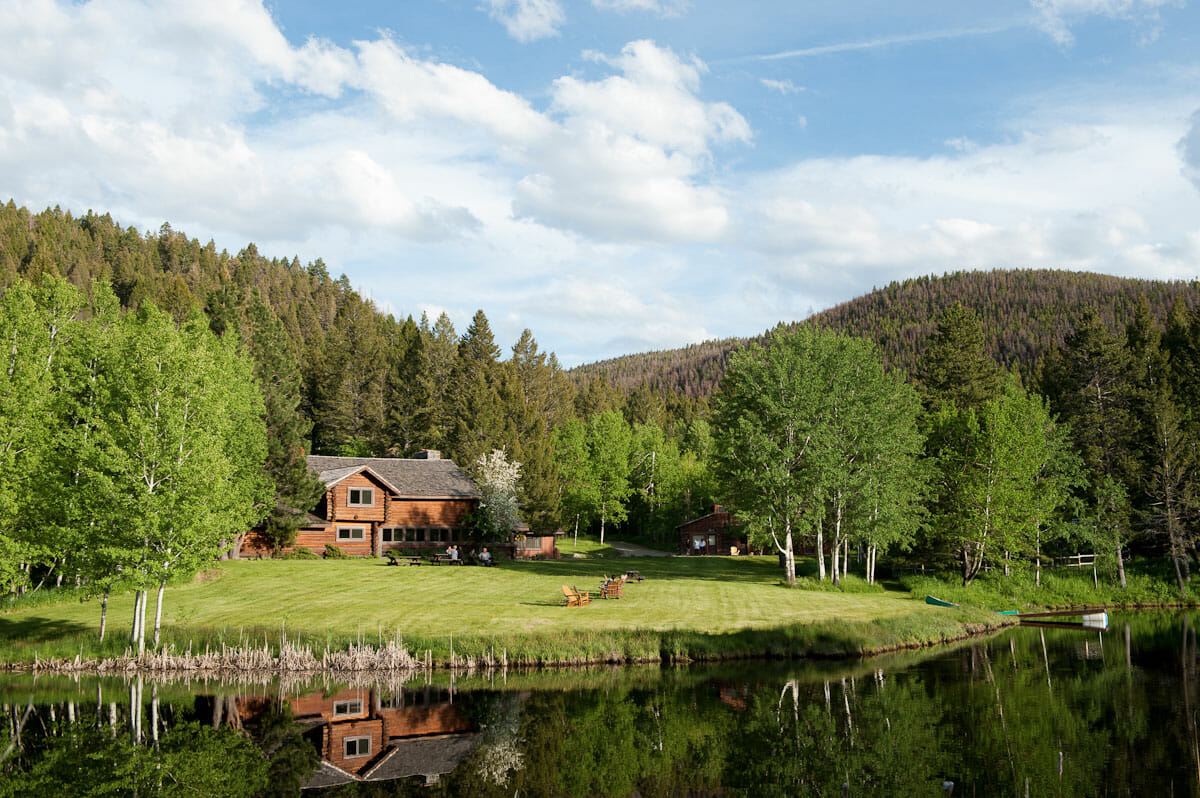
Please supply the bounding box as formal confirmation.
[2,610,1198,796]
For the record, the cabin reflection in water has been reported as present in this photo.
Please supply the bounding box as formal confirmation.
[241,684,478,789]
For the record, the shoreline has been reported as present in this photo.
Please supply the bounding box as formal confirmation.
[2,609,1017,677]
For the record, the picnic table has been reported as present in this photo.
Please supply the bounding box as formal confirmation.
[386,554,425,566]
[431,553,463,565]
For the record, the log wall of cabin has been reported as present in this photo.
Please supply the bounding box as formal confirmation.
[328,473,388,524]
[381,703,472,738]
[384,498,474,528]
[325,718,385,774]
[292,689,370,721]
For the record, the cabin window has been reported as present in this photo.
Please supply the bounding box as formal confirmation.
[344,736,371,757]
[381,527,402,543]
[347,487,374,507]
[333,699,363,718]
[412,528,426,542]
[337,527,366,542]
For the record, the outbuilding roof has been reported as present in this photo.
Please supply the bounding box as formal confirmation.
[307,455,482,499]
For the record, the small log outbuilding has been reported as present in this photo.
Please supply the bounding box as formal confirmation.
[239,451,486,558]
[676,505,752,556]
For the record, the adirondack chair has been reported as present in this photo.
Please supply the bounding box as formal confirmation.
[562,585,591,607]
[599,575,627,599]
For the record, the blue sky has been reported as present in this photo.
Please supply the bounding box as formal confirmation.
[2,1,1199,365]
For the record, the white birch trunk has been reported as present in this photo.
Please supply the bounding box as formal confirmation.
[832,496,842,587]
[816,519,826,581]
[137,590,148,654]
[129,590,143,648]
[98,592,109,643]
[152,580,166,649]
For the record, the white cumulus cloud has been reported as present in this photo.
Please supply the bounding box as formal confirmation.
[483,0,566,42]
[513,40,750,242]
[736,104,1200,311]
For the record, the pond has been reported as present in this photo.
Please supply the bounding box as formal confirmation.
[1,610,1198,796]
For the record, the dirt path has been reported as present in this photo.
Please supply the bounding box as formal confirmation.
[608,541,673,557]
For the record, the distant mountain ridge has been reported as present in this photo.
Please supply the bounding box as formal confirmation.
[570,269,1200,398]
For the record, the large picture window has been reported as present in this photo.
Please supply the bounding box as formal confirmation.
[337,527,366,542]
[347,487,374,507]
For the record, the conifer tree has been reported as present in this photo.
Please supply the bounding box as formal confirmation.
[384,316,437,456]
[503,330,574,532]
[422,312,459,449]
[448,310,508,471]
[917,303,1000,411]
[310,298,388,455]
[241,297,325,553]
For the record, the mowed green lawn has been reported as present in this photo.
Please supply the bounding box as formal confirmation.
[0,555,939,655]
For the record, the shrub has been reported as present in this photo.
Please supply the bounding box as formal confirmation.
[282,548,319,560]
[323,544,347,559]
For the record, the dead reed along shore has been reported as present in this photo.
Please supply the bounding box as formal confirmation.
[6,610,1016,677]
[11,634,516,677]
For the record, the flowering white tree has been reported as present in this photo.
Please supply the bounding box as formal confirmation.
[475,449,523,540]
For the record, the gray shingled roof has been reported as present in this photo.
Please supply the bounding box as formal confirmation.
[363,733,479,783]
[307,456,482,499]
[302,762,356,789]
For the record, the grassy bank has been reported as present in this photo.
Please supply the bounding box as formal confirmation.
[0,555,1009,668]
[900,558,1200,611]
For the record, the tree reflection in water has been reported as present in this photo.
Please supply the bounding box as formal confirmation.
[3,611,1200,796]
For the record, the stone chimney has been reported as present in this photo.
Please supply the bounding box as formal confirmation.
[415,449,441,460]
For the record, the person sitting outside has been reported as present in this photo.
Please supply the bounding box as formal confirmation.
[480,547,494,566]
[448,545,460,562]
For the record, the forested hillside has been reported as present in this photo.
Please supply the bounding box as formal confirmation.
[6,199,1200,600]
[571,269,1200,397]
[0,201,581,537]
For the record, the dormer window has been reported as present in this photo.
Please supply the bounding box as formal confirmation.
[347,487,374,507]
[344,736,371,757]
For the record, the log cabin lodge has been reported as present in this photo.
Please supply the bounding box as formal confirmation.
[238,451,556,560]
